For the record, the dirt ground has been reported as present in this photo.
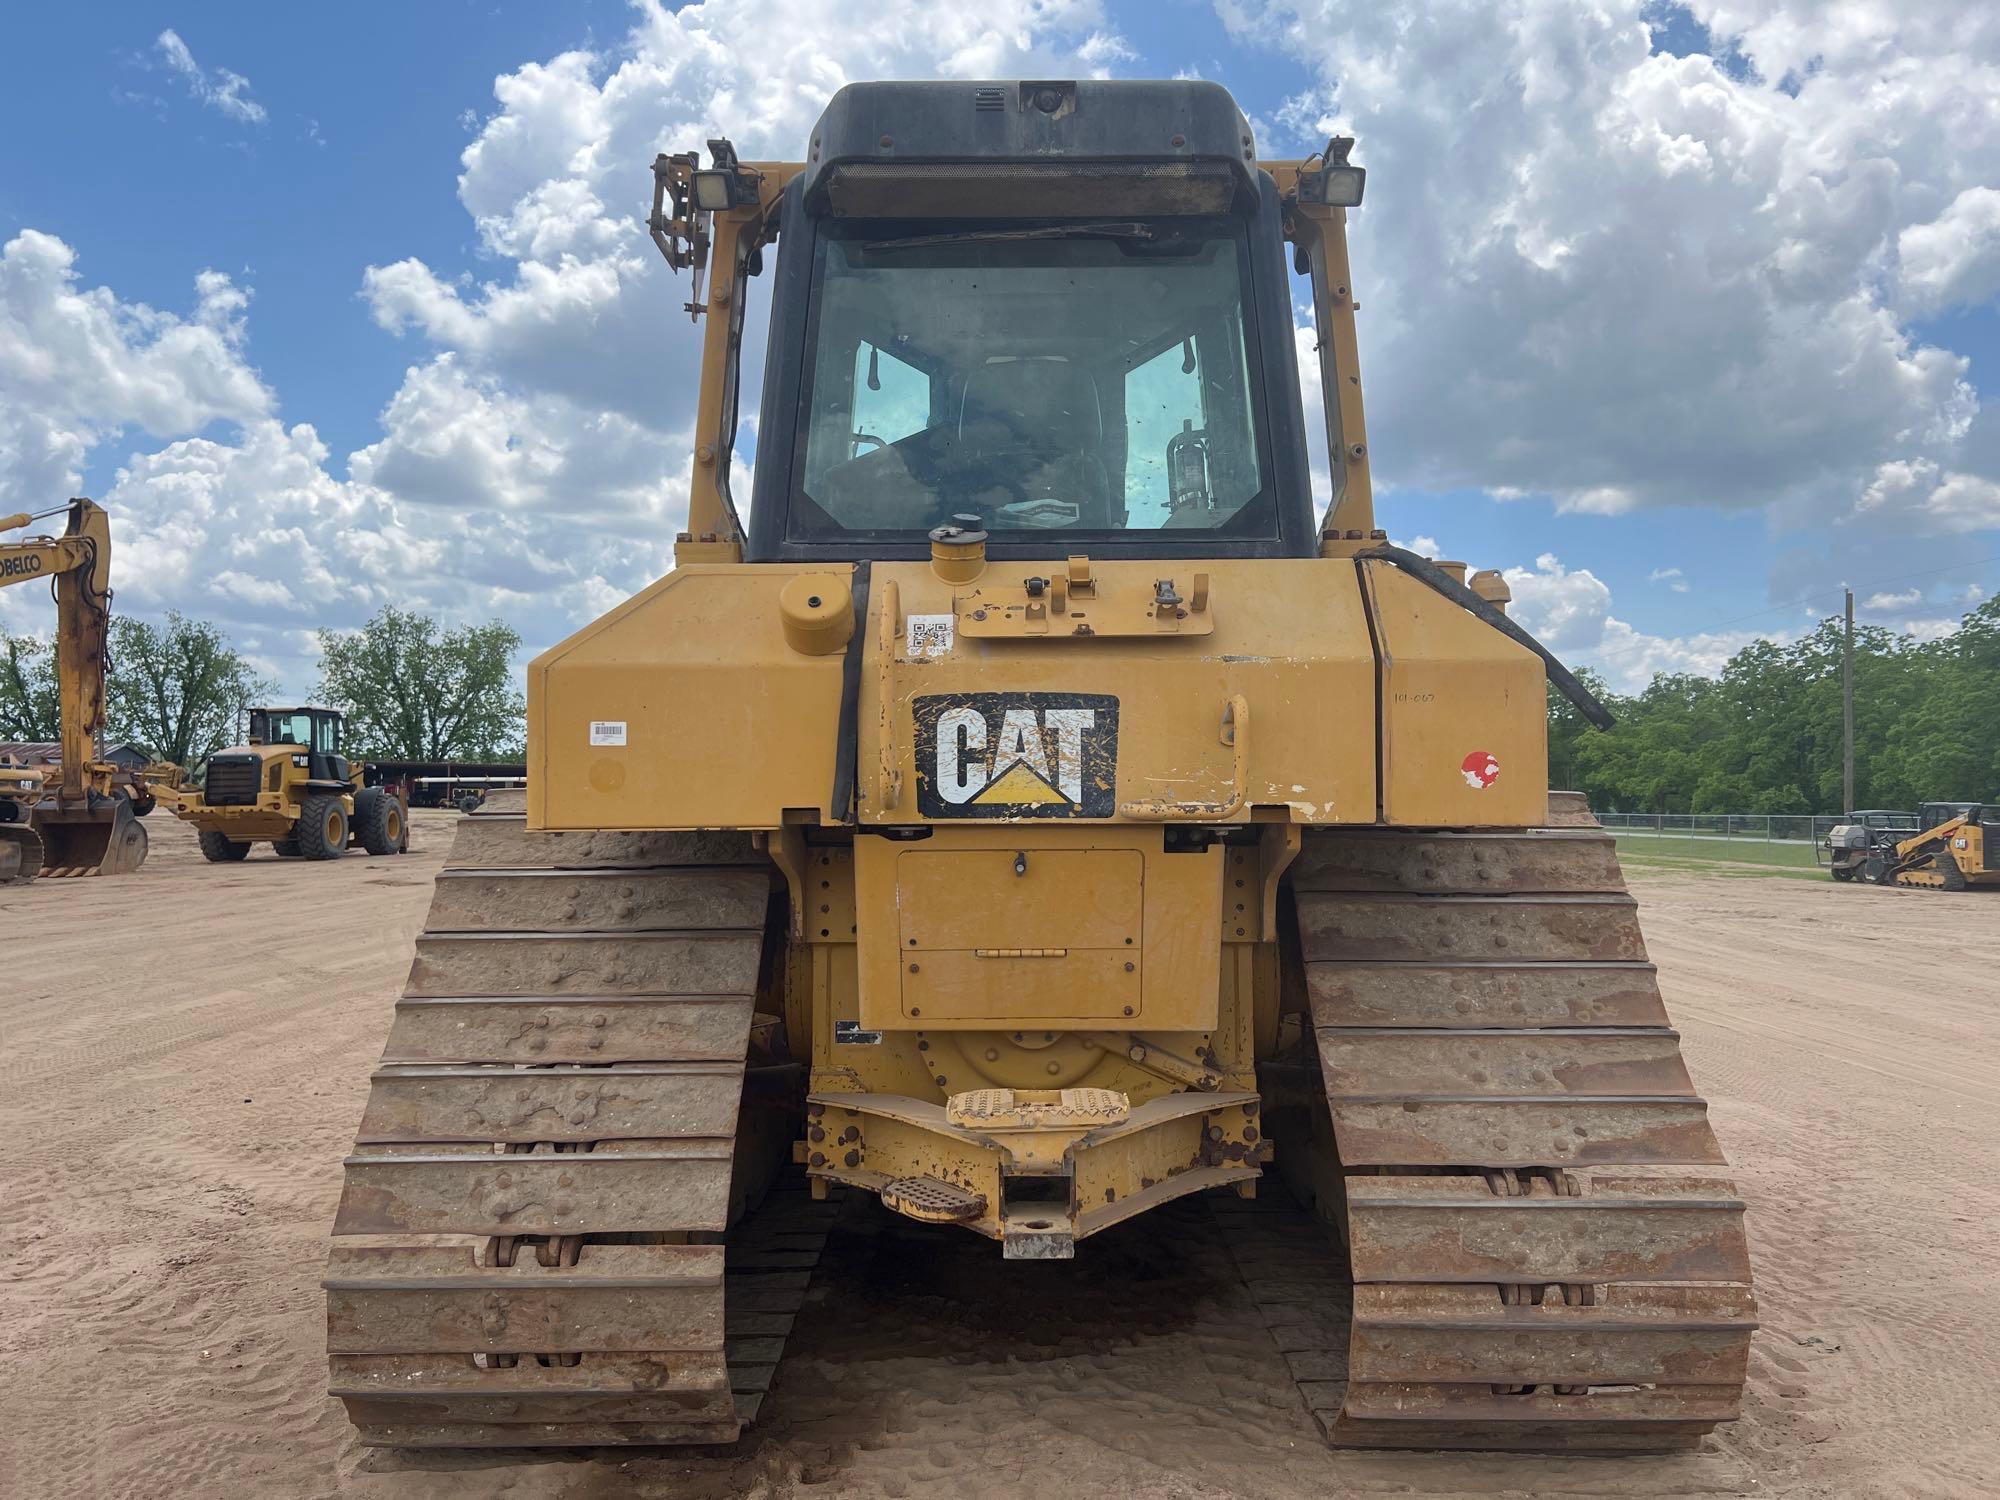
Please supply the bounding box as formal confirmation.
[2,813,1996,1499]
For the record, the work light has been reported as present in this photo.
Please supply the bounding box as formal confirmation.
[1301,136,1366,207]
[692,170,736,211]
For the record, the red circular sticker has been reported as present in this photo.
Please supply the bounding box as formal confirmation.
[1461,751,1501,790]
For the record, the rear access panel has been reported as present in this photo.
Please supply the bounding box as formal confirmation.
[855,828,1222,1030]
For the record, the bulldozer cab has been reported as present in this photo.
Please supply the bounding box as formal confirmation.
[742,83,1313,562]
[247,706,350,783]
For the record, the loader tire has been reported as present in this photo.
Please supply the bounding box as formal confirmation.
[1271,797,1755,1454]
[323,795,824,1448]
[198,829,252,863]
[274,838,302,858]
[298,795,348,860]
[354,786,404,856]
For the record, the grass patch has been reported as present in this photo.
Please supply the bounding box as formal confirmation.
[1619,854,1826,883]
[1609,832,1823,869]
[1612,835,1829,882]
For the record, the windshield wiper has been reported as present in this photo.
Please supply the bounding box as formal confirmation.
[864,221,1158,252]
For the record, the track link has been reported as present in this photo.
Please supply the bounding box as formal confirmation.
[1,822,43,883]
[324,796,814,1447]
[1283,795,1756,1453]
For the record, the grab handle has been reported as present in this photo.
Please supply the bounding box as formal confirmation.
[1118,695,1249,820]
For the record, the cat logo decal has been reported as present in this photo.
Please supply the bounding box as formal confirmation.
[913,693,1118,818]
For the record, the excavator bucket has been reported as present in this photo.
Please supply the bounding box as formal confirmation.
[32,793,148,877]
[1,822,45,883]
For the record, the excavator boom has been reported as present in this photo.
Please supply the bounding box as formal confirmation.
[0,499,147,879]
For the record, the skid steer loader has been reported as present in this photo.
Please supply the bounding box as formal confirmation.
[325,80,1754,1455]
[1831,800,2000,889]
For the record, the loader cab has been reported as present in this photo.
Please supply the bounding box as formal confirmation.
[747,80,1315,562]
[247,706,350,784]
[1918,800,1981,829]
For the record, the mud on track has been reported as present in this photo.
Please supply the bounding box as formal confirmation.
[2,814,1996,1497]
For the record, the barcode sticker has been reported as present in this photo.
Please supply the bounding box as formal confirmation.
[905,614,954,658]
[589,720,627,746]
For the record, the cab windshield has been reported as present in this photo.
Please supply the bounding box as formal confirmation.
[250,710,336,754]
[789,220,1274,542]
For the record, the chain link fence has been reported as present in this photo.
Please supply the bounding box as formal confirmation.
[1595,812,1840,847]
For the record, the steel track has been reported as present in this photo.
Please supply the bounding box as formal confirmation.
[323,799,826,1446]
[1275,801,1756,1452]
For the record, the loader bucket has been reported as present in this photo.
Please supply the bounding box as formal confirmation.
[33,794,149,877]
[0,822,44,883]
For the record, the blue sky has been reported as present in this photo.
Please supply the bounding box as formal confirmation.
[3,2,1997,694]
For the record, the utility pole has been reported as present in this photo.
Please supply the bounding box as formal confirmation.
[1842,589,1855,815]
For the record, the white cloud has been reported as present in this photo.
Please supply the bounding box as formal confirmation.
[1504,553,1774,691]
[1852,458,2000,533]
[155,29,266,125]
[1649,566,1690,592]
[0,229,270,509]
[1899,187,2000,315]
[1863,588,1922,609]
[1902,617,1961,641]
[1223,0,2000,534]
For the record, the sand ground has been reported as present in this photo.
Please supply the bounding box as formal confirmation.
[2,812,1996,1499]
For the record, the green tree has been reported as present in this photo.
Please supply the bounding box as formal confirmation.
[315,608,525,760]
[1550,589,2000,816]
[107,612,276,767]
[0,635,60,741]
[1546,666,1609,797]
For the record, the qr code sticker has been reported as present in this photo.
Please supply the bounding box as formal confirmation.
[905,614,954,658]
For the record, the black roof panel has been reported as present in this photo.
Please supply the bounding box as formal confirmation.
[800,79,1258,213]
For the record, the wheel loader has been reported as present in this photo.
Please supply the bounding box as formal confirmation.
[325,81,1755,1455]
[0,499,149,880]
[160,706,408,862]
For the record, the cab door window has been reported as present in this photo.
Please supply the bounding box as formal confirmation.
[849,340,929,457]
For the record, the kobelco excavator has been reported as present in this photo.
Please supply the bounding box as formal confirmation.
[326,81,1754,1455]
[0,499,148,880]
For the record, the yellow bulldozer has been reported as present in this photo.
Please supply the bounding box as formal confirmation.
[159,705,408,862]
[325,81,1754,1456]
[0,499,149,880]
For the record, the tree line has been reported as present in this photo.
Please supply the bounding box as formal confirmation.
[0,607,525,769]
[1549,591,2000,815]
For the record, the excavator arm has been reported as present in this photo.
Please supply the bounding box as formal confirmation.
[0,499,144,878]
[1,499,114,803]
